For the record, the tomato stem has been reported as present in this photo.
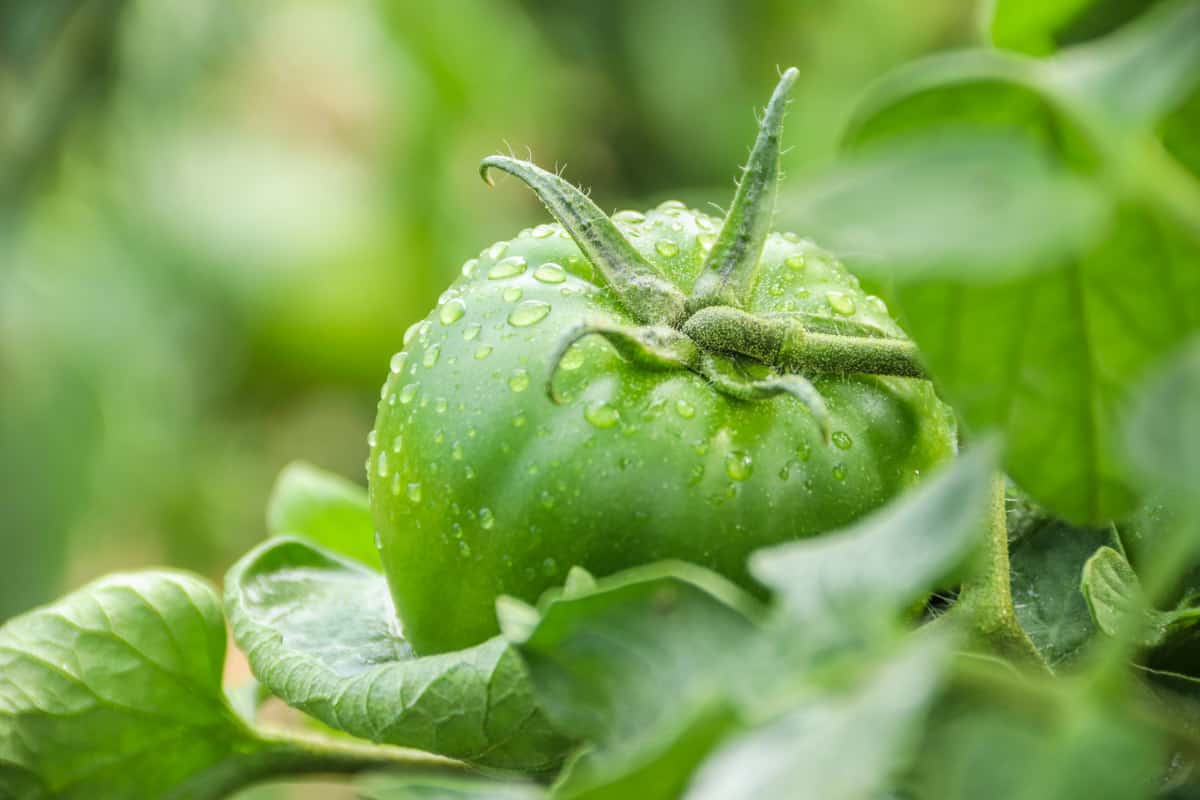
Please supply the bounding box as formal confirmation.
[689,67,798,313]
[683,305,927,378]
[480,155,688,326]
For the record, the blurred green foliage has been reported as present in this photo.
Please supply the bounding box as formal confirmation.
[0,0,975,619]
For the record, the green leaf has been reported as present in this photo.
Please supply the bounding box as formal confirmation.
[749,443,995,644]
[1008,508,1124,666]
[683,629,953,800]
[781,133,1110,277]
[1125,336,1200,498]
[1082,546,1200,645]
[0,570,253,799]
[506,562,764,800]
[836,19,1200,524]
[266,461,378,566]
[224,537,568,771]
[990,0,1169,57]
[913,705,1161,800]
[356,774,547,800]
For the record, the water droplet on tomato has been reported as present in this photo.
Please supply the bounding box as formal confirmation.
[486,241,509,260]
[530,224,555,239]
[655,240,679,257]
[584,400,620,429]
[508,300,551,327]
[533,263,566,283]
[502,286,523,303]
[488,255,527,279]
[785,254,806,271]
[461,258,480,278]
[725,450,753,481]
[826,291,856,316]
[613,209,645,223]
[508,369,530,392]
[439,298,466,325]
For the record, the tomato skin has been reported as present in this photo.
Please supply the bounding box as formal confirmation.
[370,204,954,654]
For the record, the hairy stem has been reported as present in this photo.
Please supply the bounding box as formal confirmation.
[480,156,687,326]
[954,474,1047,668]
[682,305,927,378]
[690,68,798,312]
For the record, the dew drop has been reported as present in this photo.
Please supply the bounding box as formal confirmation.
[508,369,530,393]
[458,540,472,558]
[659,200,686,211]
[480,508,495,530]
[502,286,523,303]
[768,281,785,297]
[832,464,847,481]
[407,482,422,502]
[508,300,551,327]
[486,241,509,260]
[451,441,464,461]
[389,351,408,374]
[422,343,441,367]
[785,254,806,271]
[488,255,527,279]
[539,490,555,509]
[675,399,696,419]
[512,412,527,428]
[827,291,856,316]
[725,450,753,481]
[698,233,716,251]
[435,398,448,414]
[390,473,401,495]
[559,345,585,370]
[533,262,566,283]
[439,298,466,325]
[655,240,679,257]
[613,209,645,223]
[367,429,378,448]
[474,345,494,360]
[832,431,853,450]
[584,400,620,429]
[402,321,422,346]
[376,451,389,477]
[463,323,482,341]
[374,530,383,549]
[530,224,555,239]
[399,383,418,404]
[461,257,480,278]
[687,464,705,486]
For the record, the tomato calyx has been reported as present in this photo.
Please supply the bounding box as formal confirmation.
[480,67,926,435]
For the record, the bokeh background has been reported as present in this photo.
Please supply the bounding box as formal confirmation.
[1,0,984,623]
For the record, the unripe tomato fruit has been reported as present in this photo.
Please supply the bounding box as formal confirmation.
[369,71,954,654]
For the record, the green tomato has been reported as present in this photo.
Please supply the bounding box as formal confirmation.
[369,70,955,654]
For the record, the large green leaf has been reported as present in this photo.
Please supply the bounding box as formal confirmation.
[266,461,378,566]
[827,2,1200,524]
[500,563,764,800]
[1007,507,1123,666]
[749,443,995,646]
[224,537,567,771]
[1124,336,1200,499]
[683,630,953,800]
[990,0,1168,56]
[357,774,547,800]
[1082,545,1200,646]
[0,570,252,799]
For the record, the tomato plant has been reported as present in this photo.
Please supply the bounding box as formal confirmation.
[1,3,1199,799]
[369,69,954,654]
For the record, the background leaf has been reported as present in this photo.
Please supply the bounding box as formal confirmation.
[0,570,253,799]
[224,537,567,771]
[266,461,378,566]
[683,630,953,800]
[1007,506,1123,666]
[829,12,1200,523]
[507,562,764,800]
